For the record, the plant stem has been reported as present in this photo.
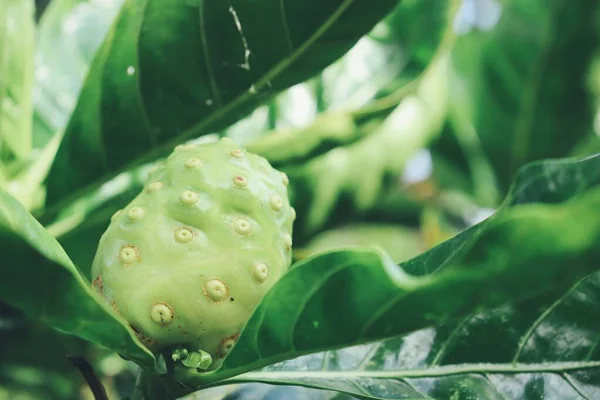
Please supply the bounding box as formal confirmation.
[67,356,108,400]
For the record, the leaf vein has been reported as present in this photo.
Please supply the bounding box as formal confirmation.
[512,280,584,364]
[482,373,509,400]
[431,315,474,367]
[357,342,383,371]
[562,372,592,400]
[585,332,600,361]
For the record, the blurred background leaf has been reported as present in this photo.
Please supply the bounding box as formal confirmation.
[439,0,600,197]
[283,49,451,242]
[33,0,122,147]
[0,0,35,164]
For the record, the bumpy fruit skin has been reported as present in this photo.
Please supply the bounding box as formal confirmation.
[91,138,294,369]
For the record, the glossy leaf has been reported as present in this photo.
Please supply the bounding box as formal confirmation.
[0,189,155,367]
[44,0,400,214]
[450,0,600,191]
[226,271,600,399]
[0,0,35,160]
[162,153,600,396]
[227,280,600,400]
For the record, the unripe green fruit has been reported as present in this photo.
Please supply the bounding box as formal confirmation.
[91,138,294,369]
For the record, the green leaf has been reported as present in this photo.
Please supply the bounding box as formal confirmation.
[0,0,35,161]
[225,271,600,398]
[226,282,600,399]
[44,0,400,215]
[0,188,155,367]
[450,0,600,191]
[165,153,600,395]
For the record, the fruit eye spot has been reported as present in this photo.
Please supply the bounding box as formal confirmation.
[119,245,140,264]
[281,172,289,186]
[230,149,244,159]
[92,275,103,295]
[270,195,282,211]
[184,158,204,168]
[218,333,239,357]
[290,207,296,220]
[146,181,163,193]
[253,263,268,283]
[283,234,292,250]
[150,303,174,326]
[233,176,248,187]
[180,190,199,205]
[174,227,194,243]
[203,279,229,302]
[127,206,145,221]
[233,218,252,235]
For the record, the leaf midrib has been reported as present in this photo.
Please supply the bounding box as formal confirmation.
[46,0,360,220]
[231,360,600,381]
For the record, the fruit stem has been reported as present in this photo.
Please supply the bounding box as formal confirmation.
[67,356,108,400]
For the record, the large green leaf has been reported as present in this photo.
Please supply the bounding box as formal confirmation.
[450,0,600,191]
[153,153,600,397]
[226,271,600,398]
[0,0,35,161]
[0,189,154,367]
[44,0,400,215]
[226,277,600,399]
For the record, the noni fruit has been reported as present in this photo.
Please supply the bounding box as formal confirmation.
[91,138,294,370]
